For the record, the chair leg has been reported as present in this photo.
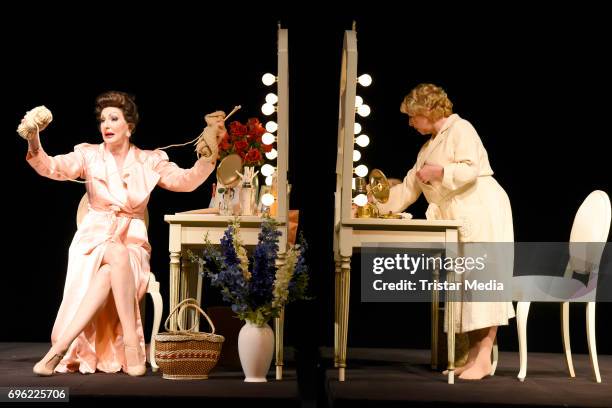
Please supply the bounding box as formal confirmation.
[147,274,163,373]
[516,301,530,382]
[586,302,601,383]
[561,302,575,377]
[490,337,499,376]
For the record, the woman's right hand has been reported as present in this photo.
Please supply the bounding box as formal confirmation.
[21,116,41,153]
[27,133,41,153]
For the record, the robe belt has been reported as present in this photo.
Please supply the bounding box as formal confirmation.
[88,205,144,220]
[425,175,491,220]
[88,205,145,243]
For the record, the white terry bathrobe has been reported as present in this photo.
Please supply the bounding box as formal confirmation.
[377,113,515,332]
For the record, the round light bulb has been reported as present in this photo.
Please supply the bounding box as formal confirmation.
[354,122,362,134]
[261,103,276,116]
[357,104,371,117]
[265,93,278,105]
[265,148,278,160]
[354,164,368,178]
[354,194,368,207]
[261,193,275,207]
[262,73,276,86]
[355,95,363,107]
[358,74,372,87]
[265,121,278,133]
[261,164,275,177]
[265,175,273,186]
[262,132,276,145]
[353,149,361,162]
[355,134,370,147]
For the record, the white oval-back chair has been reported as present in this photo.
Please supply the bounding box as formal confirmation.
[77,193,163,372]
[515,190,611,383]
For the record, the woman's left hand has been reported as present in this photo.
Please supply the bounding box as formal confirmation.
[416,163,444,184]
[204,111,228,142]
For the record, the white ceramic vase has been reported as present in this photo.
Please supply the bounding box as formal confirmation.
[237,320,274,382]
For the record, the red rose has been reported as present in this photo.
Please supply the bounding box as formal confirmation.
[220,135,231,151]
[247,118,260,127]
[247,118,266,138]
[229,121,248,137]
[247,132,263,143]
[234,139,248,151]
[245,148,262,164]
[262,143,273,153]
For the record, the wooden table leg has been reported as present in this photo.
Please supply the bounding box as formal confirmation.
[447,269,456,384]
[275,251,287,380]
[195,262,204,332]
[446,229,459,384]
[181,255,191,329]
[169,251,181,331]
[431,261,440,369]
[275,307,285,380]
[334,259,341,368]
[338,255,351,381]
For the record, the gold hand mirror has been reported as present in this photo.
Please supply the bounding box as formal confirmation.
[368,169,401,219]
[369,168,390,204]
[216,154,243,187]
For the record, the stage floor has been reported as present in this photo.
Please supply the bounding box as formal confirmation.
[1,343,610,406]
[0,343,301,405]
[321,347,612,408]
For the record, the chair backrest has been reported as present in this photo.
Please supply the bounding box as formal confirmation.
[76,193,149,229]
[569,190,611,274]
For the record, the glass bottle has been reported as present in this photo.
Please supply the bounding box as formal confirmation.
[240,179,255,215]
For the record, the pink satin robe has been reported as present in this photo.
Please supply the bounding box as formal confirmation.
[27,143,214,373]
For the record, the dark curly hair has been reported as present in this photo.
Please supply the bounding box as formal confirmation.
[94,91,139,133]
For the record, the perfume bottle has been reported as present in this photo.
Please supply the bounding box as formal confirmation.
[240,179,254,215]
[239,167,258,216]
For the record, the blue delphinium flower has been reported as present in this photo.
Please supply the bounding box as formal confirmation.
[288,233,309,302]
[196,217,309,326]
[249,219,281,308]
[205,227,249,312]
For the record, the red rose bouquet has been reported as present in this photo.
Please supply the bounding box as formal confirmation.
[219,118,273,167]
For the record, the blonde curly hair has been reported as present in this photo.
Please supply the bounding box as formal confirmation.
[400,83,453,121]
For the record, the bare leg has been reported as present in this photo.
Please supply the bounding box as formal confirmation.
[103,243,139,348]
[34,265,112,375]
[459,326,497,380]
[102,243,144,375]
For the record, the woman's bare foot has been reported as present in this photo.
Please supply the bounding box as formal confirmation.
[443,332,480,376]
[458,326,497,380]
[458,357,492,380]
[443,360,474,376]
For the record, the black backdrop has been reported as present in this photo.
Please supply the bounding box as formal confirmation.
[3,8,611,357]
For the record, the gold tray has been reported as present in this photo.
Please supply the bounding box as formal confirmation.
[379,213,402,219]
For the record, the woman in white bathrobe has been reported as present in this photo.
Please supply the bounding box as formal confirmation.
[375,83,515,380]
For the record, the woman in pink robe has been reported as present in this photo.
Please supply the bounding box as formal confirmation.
[25,91,224,376]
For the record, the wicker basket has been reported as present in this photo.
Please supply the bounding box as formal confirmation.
[155,298,225,380]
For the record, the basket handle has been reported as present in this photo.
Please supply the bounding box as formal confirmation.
[164,298,216,334]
